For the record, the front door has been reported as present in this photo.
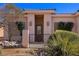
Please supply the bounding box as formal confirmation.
[35,15,44,42]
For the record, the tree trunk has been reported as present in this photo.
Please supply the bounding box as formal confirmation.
[20,30,22,46]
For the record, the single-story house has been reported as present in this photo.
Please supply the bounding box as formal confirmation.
[1,4,79,48]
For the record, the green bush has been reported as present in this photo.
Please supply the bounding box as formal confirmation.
[46,30,79,56]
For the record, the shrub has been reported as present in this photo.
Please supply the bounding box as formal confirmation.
[45,30,79,56]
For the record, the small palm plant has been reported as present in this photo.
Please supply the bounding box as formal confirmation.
[45,30,79,56]
[16,21,25,43]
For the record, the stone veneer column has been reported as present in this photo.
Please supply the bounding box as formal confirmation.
[22,30,29,48]
[27,14,35,43]
[44,14,52,43]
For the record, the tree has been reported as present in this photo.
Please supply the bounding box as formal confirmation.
[4,4,24,42]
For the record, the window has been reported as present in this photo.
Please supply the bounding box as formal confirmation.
[54,22,74,31]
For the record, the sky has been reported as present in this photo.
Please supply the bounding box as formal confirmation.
[0,3,79,13]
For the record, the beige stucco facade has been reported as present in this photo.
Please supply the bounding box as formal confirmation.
[1,7,79,47]
[23,10,79,44]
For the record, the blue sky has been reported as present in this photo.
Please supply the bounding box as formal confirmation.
[0,3,79,13]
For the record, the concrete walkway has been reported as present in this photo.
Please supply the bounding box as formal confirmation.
[29,43,47,48]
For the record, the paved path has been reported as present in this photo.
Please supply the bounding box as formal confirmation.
[29,43,45,48]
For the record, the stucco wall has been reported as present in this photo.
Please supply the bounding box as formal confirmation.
[0,27,4,37]
[4,21,9,40]
[76,16,79,34]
